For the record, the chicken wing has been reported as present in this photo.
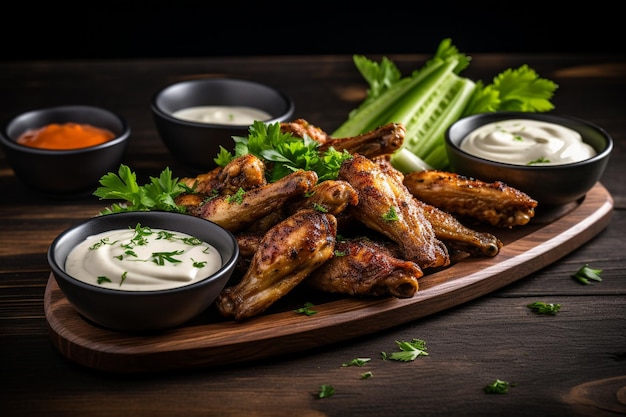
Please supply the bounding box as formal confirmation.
[280,118,330,144]
[180,153,267,195]
[416,199,503,257]
[339,154,449,270]
[215,209,337,320]
[319,123,405,159]
[403,170,537,228]
[192,169,318,233]
[307,237,422,298]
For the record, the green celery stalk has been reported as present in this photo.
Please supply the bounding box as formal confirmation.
[332,58,448,138]
[333,39,558,172]
[402,75,476,169]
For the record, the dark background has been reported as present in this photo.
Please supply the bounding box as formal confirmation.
[3,3,623,60]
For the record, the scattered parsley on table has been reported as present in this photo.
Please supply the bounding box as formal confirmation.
[572,264,603,285]
[527,301,561,315]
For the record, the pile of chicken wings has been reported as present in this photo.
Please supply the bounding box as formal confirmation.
[176,120,538,320]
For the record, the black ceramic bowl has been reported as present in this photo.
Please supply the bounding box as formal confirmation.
[445,112,613,206]
[0,105,130,197]
[48,211,239,332]
[151,78,294,171]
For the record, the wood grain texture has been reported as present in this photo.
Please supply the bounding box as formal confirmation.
[44,183,614,373]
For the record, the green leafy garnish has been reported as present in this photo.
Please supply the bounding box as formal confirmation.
[527,156,551,165]
[317,384,335,399]
[150,250,184,266]
[342,358,371,367]
[360,371,373,379]
[382,206,399,222]
[333,38,558,171]
[225,187,245,204]
[294,302,317,316]
[97,276,112,284]
[383,339,429,362]
[527,301,561,315]
[572,264,603,285]
[94,164,190,215]
[215,120,353,183]
[484,379,513,394]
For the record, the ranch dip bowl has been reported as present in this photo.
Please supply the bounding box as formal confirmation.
[151,78,294,171]
[47,211,239,332]
[445,111,613,206]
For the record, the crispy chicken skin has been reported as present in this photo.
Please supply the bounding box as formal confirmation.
[403,170,538,228]
[180,153,267,195]
[416,199,503,257]
[244,179,359,234]
[339,154,450,270]
[287,179,359,216]
[280,119,405,159]
[192,170,318,233]
[308,237,422,298]
[280,118,330,144]
[318,123,405,159]
[216,209,337,320]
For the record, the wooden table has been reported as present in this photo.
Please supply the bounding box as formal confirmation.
[1,54,625,417]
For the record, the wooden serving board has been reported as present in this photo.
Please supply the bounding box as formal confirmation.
[45,183,614,374]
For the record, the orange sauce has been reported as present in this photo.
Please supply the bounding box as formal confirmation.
[16,123,116,150]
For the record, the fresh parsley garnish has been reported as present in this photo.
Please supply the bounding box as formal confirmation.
[342,358,371,367]
[527,301,561,315]
[215,120,352,183]
[94,164,190,215]
[382,339,428,362]
[484,379,514,394]
[294,302,317,316]
[572,264,603,285]
[316,384,335,399]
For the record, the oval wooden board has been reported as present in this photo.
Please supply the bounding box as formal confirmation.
[45,182,614,374]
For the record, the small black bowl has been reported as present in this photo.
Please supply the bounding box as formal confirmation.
[151,78,294,171]
[445,112,613,206]
[48,211,240,332]
[0,105,130,197]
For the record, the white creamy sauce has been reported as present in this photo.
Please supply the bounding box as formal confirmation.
[460,119,597,165]
[65,226,222,291]
[172,105,272,125]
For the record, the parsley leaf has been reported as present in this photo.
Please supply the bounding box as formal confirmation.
[484,379,512,394]
[294,302,317,316]
[94,164,190,215]
[317,384,335,399]
[215,121,352,183]
[527,301,561,315]
[572,264,603,285]
[342,358,371,367]
[384,339,428,362]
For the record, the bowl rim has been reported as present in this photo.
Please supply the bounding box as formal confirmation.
[47,211,240,295]
[0,104,131,156]
[150,77,295,128]
[445,111,614,169]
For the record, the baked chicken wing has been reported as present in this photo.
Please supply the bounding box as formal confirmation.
[403,170,537,228]
[191,169,318,233]
[339,154,450,270]
[307,237,422,298]
[216,209,337,320]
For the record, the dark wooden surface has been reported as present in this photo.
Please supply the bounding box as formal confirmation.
[1,54,625,417]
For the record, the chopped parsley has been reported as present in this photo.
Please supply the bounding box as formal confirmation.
[572,263,603,285]
[527,301,561,315]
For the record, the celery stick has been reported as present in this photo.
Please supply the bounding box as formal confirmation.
[403,76,476,165]
[390,148,433,173]
[332,59,447,137]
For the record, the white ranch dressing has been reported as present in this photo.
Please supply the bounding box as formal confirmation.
[65,226,222,291]
[460,119,597,165]
[172,105,272,125]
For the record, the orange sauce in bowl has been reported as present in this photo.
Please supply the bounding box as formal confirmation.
[16,123,116,150]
